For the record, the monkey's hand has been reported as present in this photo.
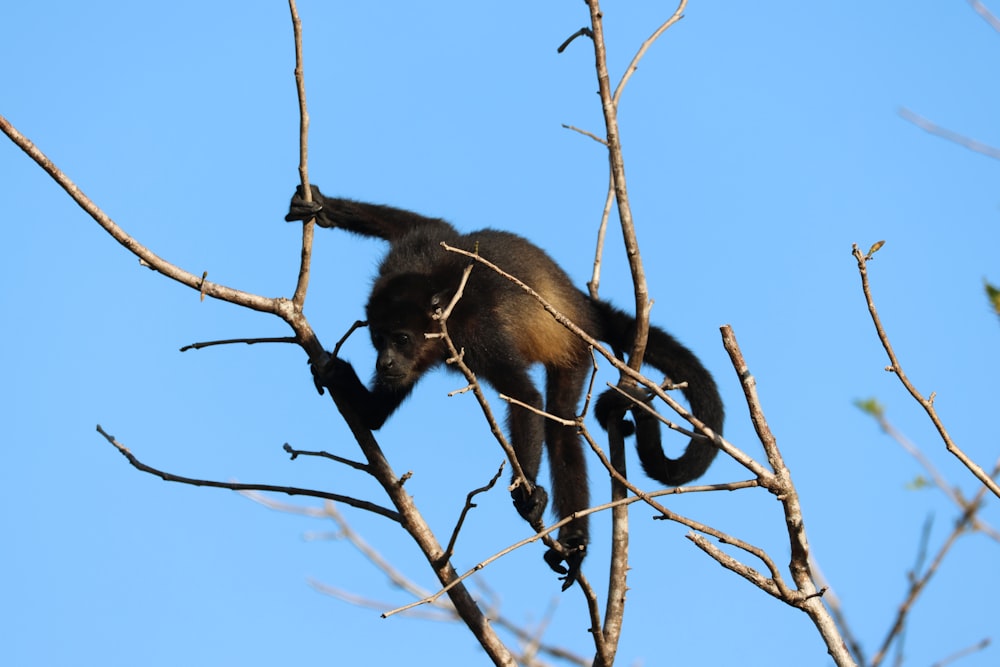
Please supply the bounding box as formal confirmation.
[285,184,327,223]
[544,532,587,591]
[310,355,363,397]
[311,355,404,431]
[511,483,549,532]
[594,384,653,437]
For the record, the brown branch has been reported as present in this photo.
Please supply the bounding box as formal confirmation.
[317,387,516,664]
[332,319,367,357]
[720,326,856,667]
[852,243,1000,498]
[246,495,592,666]
[179,336,298,352]
[384,474,758,621]
[441,462,506,564]
[0,114,281,317]
[585,1,686,304]
[4,10,518,663]
[428,263,536,502]
[282,443,369,473]
[585,0,650,376]
[579,424,788,594]
[808,554,868,665]
[96,425,401,521]
[288,0,316,307]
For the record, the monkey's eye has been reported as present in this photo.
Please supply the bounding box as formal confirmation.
[371,332,386,350]
[392,332,411,347]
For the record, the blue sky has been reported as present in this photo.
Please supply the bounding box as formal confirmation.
[2,2,999,665]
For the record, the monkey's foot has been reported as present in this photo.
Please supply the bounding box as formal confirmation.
[511,484,548,531]
[544,533,587,591]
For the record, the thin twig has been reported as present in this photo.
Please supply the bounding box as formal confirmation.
[288,0,316,307]
[333,319,367,357]
[179,336,297,352]
[899,107,1000,161]
[869,483,992,667]
[612,0,687,108]
[931,637,992,667]
[441,242,728,451]
[557,27,594,53]
[852,244,1000,498]
[866,407,1000,541]
[247,496,592,666]
[283,443,369,472]
[968,0,1000,34]
[96,425,401,521]
[720,326,856,667]
[442,462,506,563]
[0,114,279,317]
[429,263,535,501]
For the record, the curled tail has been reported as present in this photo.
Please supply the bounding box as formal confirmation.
[591,300,724,486]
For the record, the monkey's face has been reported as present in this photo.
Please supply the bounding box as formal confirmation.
[371,329,420,388]
[367,273,451,389]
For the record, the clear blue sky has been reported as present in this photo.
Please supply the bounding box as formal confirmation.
[2,2,998,665]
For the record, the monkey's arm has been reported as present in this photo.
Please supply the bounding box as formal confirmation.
[286,185,453,242]
[313,357,411,430]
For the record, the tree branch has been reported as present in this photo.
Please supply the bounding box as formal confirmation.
[95,425,401,521]
[852,243,1000,498]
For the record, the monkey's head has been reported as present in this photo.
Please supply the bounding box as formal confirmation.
[366,273,454,389]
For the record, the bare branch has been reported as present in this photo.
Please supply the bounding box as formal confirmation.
[288,0,316,307]
[584,0,650,375]
[899,107,1000,161]
[560,123,609,146]
[720,327,857,667]
[96,425,401,521]
[556,27,594,53]
[179,336,298,352]
[852,243,1000,498]
[931,637,992,667]
[442,462,506,563]
[860,404,1000,541]
[808,554,867,665]
[587,175,615,299]
[332,319,368,357]
[968,0,1000,33]
[429,263,536,501]
[0,114,280,316]
[247,495,592,666]
[870,482,993,667]
[282,443,369,473]
[612,1,687,108]
[442,242,757,499]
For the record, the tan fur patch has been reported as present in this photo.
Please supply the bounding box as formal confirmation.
[508,273,584,368]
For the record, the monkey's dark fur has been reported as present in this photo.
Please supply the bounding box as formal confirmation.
[286,185,724,589]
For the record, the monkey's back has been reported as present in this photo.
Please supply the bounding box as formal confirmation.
[451,229,598,370]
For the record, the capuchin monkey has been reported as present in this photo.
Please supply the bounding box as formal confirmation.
[286,185,724,589]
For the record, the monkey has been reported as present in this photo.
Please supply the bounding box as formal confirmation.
[285,185,724,588]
